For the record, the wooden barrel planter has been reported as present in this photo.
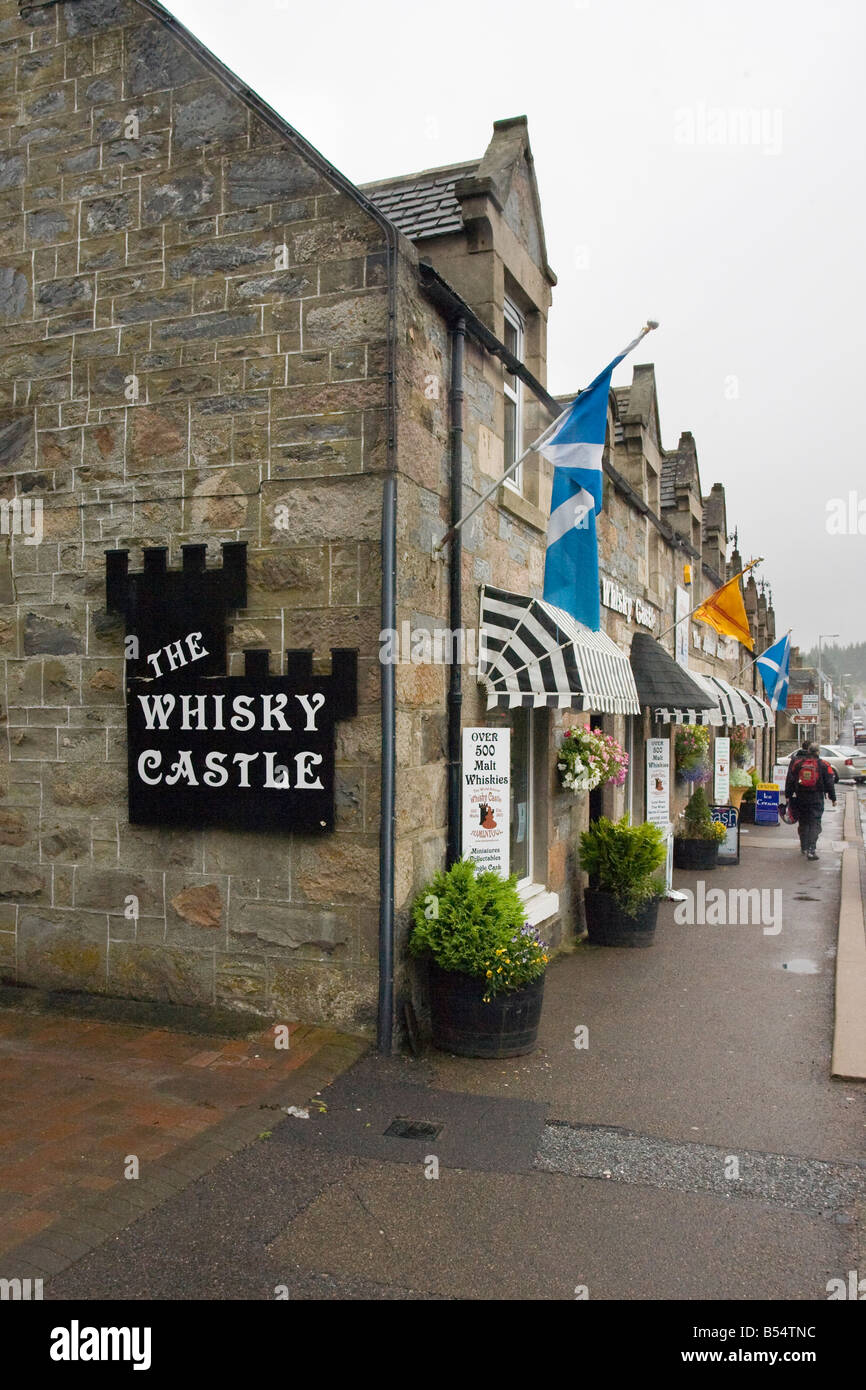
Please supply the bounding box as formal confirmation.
[673,837,719,870]
[428,961,545,1058]
[584,889,659,948]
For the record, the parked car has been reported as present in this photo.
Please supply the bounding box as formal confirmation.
[776,749,841,783]
[819,745,866,783]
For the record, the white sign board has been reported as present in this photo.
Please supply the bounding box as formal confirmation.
[801,694,819,717]
[462,728,510,876]
[675,586,690,668]
[646,737,671,828]
[714,736,730,803]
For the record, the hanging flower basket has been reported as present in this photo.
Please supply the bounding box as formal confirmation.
[674,725,711,784]
[729,724,752,767]
[557,726,629,793]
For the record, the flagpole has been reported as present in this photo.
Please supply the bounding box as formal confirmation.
[433,320,658,554]
[654,559,763,643]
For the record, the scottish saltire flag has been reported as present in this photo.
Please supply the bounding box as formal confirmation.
[755,632,791,711]
[541,332,648,629]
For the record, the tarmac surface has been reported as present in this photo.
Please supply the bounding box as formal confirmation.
[19,791,863,1301]
[18,795,861,1301]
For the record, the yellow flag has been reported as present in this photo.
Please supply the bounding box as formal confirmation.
[692,575,754,650]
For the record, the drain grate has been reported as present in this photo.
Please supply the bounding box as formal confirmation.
[384,1116,443,1140]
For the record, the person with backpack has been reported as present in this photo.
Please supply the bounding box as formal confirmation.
[785,741,836,859]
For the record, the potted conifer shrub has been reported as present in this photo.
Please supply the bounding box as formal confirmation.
[579,816,667,948]
[409,860,549,1058]
[673,786,727,869]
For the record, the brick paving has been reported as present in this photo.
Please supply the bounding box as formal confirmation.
[0,1007,366,1268]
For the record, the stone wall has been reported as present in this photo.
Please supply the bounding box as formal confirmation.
[0,0,390,1028]
[392,249,584,1016]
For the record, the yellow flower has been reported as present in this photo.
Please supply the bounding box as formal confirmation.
[497,967,502,973]
[486,970,492,978]
[505,958,510,964]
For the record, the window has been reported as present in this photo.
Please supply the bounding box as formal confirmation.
[503,298,524,494]
[483,704,558,926]
[509,707,533,884]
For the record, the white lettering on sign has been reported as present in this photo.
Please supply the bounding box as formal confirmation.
[145,631,210,679]
[600,577,658,631]
[135,692,328,734]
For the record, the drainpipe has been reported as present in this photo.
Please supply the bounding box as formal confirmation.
[446,317,466,866]
[378,472,397,1052]
[375,236,399,1055]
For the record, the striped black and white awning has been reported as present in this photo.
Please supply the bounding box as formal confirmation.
[478,586,640,714]
[655,671,774,728]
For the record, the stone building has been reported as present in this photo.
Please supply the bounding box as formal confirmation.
[0,0,778,1043]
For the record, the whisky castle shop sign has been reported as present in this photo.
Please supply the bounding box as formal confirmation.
[105,544,357,832]
[600,576,658,632]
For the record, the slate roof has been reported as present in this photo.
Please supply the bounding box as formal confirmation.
[360,161,478,240]
[660,456,679,509]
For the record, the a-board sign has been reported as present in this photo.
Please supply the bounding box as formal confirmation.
[710,804,740,865]
[755,784,780,825]
[106,545,357,832]
[462,727,510,876]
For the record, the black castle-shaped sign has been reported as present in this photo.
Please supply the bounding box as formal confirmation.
[106,543,357,833]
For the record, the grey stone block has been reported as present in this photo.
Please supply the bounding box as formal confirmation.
[36,276,94,311]
[227,153,322,207]
[113,292,192,325]
[127,22,203,96]
[153,310,259,344]
[0,266,29,320]
[65,0,137,37]
[84,195,134,236]
[142,175,216,226]
[174,87,247,149]
[167,239,274,280]
[0,414,34,468]
[0,154,26,191]
[230,899,352,955]
[23,612,82,655]
[26,208,71,244]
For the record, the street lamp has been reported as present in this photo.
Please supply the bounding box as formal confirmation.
[818,633,839,740]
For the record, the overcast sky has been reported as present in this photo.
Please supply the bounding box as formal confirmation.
[167,0,866,652]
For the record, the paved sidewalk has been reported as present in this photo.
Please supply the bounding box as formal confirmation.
[0,1003,365,1280]
[3,796,864,1300]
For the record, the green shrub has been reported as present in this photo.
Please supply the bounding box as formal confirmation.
[578,816,666,917]
[409,859,548,1000]
[678,786,727,842]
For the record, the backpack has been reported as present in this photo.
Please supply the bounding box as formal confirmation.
[796,756,821,789]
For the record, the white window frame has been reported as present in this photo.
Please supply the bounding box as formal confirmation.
[518,709,534,888]
[503,298,524,494]
[513,708,560,927]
